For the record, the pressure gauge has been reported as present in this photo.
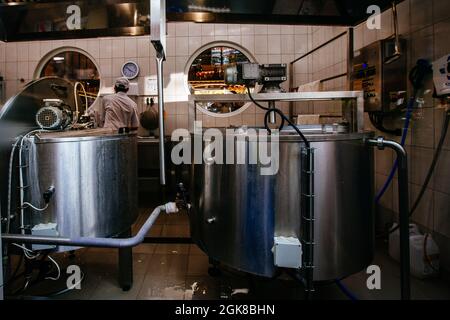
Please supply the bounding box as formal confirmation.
[121,61,140,80]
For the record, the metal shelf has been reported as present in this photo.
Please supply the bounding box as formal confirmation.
[188,91,365,133]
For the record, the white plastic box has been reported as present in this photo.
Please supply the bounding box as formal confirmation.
[389,224,440,279]
[273,237,302,269]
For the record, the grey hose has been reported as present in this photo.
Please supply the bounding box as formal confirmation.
[2,203,177,249]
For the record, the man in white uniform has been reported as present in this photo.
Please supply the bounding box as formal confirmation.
[90,77,140,130]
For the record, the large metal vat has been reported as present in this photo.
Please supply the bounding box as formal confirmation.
[190,130,375,281]
[22,129,138,247]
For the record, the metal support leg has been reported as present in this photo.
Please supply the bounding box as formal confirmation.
[367,137,410,300]
[0,234,4,300]
[118,228,133,291]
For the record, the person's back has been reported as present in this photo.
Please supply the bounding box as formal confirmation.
[103,91,139,130]
[92,77,139,131]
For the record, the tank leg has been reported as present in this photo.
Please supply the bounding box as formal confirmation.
[118,229,133,291]
[208,257,221,277]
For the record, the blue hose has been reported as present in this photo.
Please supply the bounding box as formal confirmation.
[375,96,416,203]
[335,279,359,301]
[376,59,431,203]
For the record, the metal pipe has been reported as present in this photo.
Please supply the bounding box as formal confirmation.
[320,73,347,84]
[367,137,410,300]
[385,1,402,65]
[392,1,400,56]
[269,101,276,124]
[1,203,177,249]
[290,31,347,65]
[347,27,354,90]
[288,63,294,120]
[156,55,166,186]
[288,30,348,121]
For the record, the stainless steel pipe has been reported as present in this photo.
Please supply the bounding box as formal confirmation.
[366,137,410,300]
[156,55,166,186]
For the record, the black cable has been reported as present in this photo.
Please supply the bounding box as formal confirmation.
[246,85,310,147]
[0,254,24,289]
[7,271,86,300]
[369,112,402,136]
[386,109,450,236]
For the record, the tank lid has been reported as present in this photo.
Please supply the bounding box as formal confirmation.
[33,128,137,143]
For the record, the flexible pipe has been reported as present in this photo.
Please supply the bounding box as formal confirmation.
[375,96,414,203]
[376,59,431,203]
[17,130,47,235]
[1,203,178,249]
[74,81,89,116]
[335,280,358,301]
[389,108,450,235]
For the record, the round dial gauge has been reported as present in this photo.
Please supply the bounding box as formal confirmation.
[122,61,140,79]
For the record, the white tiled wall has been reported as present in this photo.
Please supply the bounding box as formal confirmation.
[308,0,450,273]
[0,23,312,132]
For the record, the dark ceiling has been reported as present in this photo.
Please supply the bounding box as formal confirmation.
[0,0,402,42]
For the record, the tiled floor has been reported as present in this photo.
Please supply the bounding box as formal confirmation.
[4,207,450,300]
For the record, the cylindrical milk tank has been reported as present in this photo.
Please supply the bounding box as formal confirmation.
[23,129,138,249]
[190,130,375,281]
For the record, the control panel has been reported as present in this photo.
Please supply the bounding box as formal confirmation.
[352,38,407,112]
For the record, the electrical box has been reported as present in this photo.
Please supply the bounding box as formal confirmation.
[273,237,302,269]
[352,38,407,112]
[31,223,58,251]
[433,54,450,97]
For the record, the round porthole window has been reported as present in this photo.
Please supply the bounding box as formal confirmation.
[186,42,255,117]
[37,48,100,109]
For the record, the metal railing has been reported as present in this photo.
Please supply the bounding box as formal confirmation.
[288,28,354,119]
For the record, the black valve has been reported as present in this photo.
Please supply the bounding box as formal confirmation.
[176,183,190,211]
[43,186,56,204]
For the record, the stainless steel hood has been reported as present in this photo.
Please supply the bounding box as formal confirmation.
[0,0,402,42]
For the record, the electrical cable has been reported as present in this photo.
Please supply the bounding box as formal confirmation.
[74,81,89,115]
[375,59,432,204]
[18,130,45,235]
[386,109,450,235]
[369,112,402,136]
[8,270,86,300]
[72,83,80,124]
[0,254,24,289]
[12,243,40,260]
[22,202,49,212]
[45,255,61,281]
[375,95,415,204]
[245,85,310,147]
[6,136,22,235]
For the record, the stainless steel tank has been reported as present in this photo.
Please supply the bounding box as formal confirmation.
[22,129,138,249]
[190,130,375,281]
